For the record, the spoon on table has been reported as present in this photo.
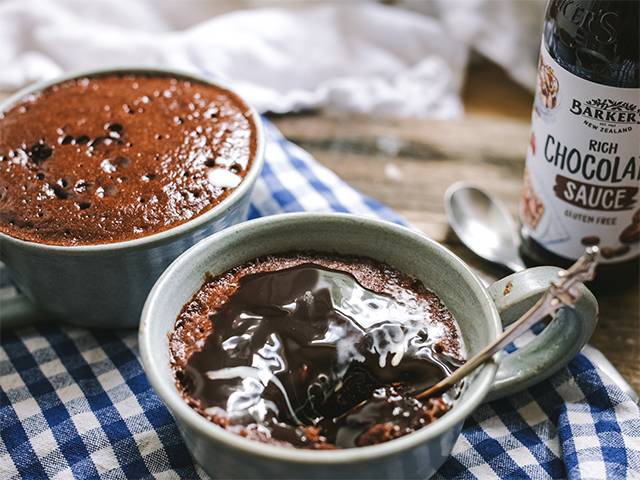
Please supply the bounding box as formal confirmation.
[443,182,639,404]
[444,182,526,272]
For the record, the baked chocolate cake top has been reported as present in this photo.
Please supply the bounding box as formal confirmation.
[0,74,256,246]
[170,253,465,449]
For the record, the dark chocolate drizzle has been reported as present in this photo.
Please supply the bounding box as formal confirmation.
[181,263,463,448]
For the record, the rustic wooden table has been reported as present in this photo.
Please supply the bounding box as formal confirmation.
[271,64,640,393]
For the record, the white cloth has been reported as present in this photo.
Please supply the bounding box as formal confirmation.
[0,0,545,118]
[401,0,545,91]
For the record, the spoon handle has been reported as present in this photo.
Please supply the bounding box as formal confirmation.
[504,258,527,273]
[415,246,600,400]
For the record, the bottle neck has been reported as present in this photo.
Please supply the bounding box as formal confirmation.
[544,0,639,88]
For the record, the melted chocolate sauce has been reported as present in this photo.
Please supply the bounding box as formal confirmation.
[179,262,463,448]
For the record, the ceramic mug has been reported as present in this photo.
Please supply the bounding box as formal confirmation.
[0,67,265,328]
[139,213,598,479]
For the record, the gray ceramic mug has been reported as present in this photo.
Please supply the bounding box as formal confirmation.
[139,213,597,479]
[0,68,265,328]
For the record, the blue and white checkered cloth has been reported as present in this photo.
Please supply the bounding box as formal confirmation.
[1,120,639,479]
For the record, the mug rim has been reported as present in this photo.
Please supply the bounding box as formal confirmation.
[139,212,500,465]
[0,66,265,254]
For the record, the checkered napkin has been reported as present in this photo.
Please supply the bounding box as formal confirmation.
[1,120,639,480]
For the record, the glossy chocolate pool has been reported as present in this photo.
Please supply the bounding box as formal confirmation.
[0,74,256,245]
[170,253,465,449]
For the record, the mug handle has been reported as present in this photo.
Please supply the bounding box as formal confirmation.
[0,294,50,329]
[485,266,598,402]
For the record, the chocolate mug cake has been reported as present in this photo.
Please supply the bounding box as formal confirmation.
[0,73,257,245]
[170,253,466,449]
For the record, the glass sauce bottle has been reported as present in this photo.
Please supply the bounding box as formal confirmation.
[519,0,640,288]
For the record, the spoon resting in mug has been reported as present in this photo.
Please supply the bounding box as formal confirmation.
[414,246,599,400]
[333,246,600,419]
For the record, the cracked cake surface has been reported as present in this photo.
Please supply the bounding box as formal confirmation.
[0,74,256,245]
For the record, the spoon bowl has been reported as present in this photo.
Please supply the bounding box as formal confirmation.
[444,182,526,272]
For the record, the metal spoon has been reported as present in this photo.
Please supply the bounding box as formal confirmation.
[416,247,599,400]
[443,183,639,404]
[444,182,526,272]
[334,248,600,419]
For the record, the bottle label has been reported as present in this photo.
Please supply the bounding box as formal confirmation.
[521,41,640,262]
